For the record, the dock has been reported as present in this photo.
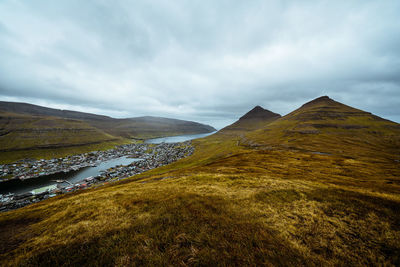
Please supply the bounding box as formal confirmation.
[52,180,72,185]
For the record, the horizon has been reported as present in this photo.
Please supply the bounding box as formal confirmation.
[2,94,399,130]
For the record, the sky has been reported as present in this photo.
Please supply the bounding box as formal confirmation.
[0,0,399,129]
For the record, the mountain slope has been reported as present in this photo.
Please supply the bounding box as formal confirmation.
[246,96,400,159]
[0,101,216,162]
[220,105,281,132]
[90,116,216,139]
[0,110,126,163]
[0,101,112,121]
[1,96,399,266]
[0,101,216,139]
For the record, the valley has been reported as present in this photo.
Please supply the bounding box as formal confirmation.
[0,141,194,211]
[0,102,215,163]
[0,96,399,266]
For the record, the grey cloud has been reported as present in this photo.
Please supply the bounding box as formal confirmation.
[0,0,399,129]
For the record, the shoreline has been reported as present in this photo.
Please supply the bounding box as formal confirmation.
[0,141,194,212]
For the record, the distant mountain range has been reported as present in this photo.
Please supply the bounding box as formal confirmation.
[0,101,216,138]
[0,101,216,162]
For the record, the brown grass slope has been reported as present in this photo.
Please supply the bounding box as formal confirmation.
[220,105,281,133]
[0,102,215,162]
[0,101,216,140]
[246,96,400,159]
[0,111,126,163]
[1,96,400,266]
[90,116,216,139]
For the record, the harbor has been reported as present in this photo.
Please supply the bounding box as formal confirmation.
[0,156,141,195]
[0,140,195,212]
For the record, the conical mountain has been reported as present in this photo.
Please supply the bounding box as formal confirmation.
[246,96,400,159]
[221,106,281,132]
[239,106,281,121]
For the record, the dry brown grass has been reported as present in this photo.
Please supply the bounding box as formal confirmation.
[1,98,400,266]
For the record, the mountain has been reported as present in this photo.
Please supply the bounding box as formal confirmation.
[220,105,281,132]
[0,111,118,151]
[1,96,399,266]
[0,101,216,138]
[246,96,400,158]
[0,110,123,163]
[0,101,112,121]
[239,105,281,121]
[0,101,216,162]
[89,116,216,139]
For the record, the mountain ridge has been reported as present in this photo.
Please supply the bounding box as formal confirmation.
[0,101,216,137]
[0,101,112,121]
[0,101,216,163]
[0,101,216,133]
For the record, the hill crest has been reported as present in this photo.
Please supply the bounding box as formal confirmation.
[0,101,112,121]
[246,96,400,158]
[220,106,281,132]
[239,106,281,121]
[300,95,333,108]
[0,101,216,138]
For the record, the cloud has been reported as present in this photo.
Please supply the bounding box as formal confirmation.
[0,0,399,128]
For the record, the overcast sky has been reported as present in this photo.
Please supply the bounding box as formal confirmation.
[0,0,399,129]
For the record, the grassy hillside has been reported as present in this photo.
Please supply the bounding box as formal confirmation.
[90,116,216,139]
[0,111,128,163]
[220,105,281,133]
[0,102,215,163]
[0,101,216,140]
[1,96,399,266]
[246,96,400,159]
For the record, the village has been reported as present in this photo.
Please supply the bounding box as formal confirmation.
[0,141,194,212]
[0,143,150,181]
